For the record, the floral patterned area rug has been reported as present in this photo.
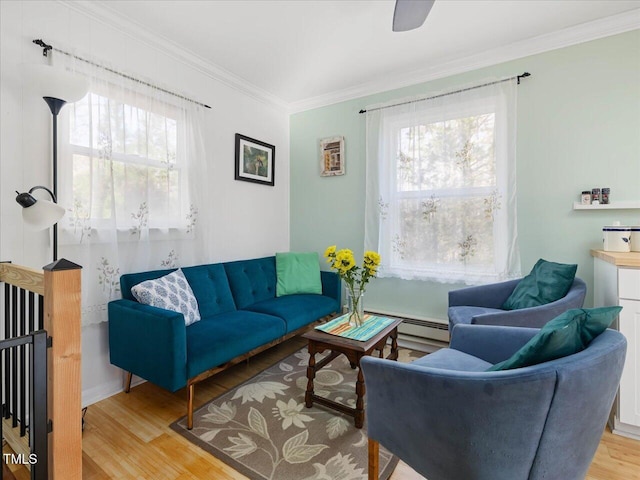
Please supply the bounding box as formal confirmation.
[171,347,422,480]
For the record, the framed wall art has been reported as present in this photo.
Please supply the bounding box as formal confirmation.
[320,136,345,176]
[235,133,275,186]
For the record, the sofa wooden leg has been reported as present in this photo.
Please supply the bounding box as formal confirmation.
[368,438,379,480]
[187,384,195,430]
[124,371,132,393]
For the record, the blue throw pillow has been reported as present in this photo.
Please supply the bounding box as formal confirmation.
[502,258,577,310]
[276,252,322,297]
[488,306,622,371]
[131,268,201,326]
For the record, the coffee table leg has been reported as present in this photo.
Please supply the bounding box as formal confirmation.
[355,355,365,428]
[305,344,316,408]
[389,327,399,361]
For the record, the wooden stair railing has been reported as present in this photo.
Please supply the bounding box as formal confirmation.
[0,259,82,480]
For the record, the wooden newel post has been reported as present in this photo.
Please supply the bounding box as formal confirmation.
[43,258,82,480]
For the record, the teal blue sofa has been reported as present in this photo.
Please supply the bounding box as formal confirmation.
[108,256,340,428]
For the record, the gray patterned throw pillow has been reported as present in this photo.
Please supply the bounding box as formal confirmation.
[131,269,201,326]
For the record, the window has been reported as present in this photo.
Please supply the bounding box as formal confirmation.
[54,55,208,327]
[365,80,520,284]
[66,88,189,233]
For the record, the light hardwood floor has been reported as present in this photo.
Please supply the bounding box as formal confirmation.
[6,337,640,479]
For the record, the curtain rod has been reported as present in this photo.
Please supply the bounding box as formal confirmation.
[358,72,531,114]
[33,39,212,109]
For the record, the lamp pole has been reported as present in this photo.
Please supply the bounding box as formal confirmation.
[20,61,88,262]
[42,97,66,261]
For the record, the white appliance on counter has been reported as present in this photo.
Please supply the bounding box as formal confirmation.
[602,225,631,252]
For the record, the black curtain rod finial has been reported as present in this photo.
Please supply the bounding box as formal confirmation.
[517,72,531,84]
[33,39,52,57]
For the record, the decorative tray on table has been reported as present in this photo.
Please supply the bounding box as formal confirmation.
[314,313,394,341]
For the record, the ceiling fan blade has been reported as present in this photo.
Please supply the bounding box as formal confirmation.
[392,0,435,32]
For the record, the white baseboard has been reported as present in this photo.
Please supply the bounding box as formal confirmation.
[82,373,147,407]
[82,380,125,407]
[612,418,640,441]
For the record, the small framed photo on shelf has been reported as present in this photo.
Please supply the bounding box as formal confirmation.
[235,134,275,186]
[320,136,345,176]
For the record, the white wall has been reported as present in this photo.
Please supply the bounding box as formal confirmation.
[0,0,291,405]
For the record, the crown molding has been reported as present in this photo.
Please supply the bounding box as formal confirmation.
[58,0,289,112]
[57,2,639,115]
[288,9,640,114]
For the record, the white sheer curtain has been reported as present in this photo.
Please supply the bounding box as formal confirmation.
[54,53,211,326]
[365,78,520,284]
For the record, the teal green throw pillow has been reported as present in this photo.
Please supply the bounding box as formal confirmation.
[487,306,622,371]
[276,252,322,297]
[502,258,577,310]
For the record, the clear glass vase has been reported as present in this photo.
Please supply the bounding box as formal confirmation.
[346,287,364,327]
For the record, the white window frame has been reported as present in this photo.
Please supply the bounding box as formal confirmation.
[372,86,516,283]
[61,88,191,235]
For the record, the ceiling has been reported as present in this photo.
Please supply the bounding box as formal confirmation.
[84,0,640,111]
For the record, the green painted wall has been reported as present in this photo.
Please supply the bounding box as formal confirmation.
[291,30,640,322]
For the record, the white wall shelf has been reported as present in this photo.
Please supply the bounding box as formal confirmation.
[573,201,640,210]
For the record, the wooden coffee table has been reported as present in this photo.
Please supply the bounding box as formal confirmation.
[303,317,402,428]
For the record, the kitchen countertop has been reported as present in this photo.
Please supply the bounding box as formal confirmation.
[590,250,640,268]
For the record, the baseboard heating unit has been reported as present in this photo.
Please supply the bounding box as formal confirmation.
[366,309,450,353]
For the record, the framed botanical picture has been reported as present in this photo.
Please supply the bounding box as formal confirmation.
[320,136,345,176]
[235,134,275,186]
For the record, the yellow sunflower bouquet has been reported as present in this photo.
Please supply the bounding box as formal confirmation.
[324,246,381,326]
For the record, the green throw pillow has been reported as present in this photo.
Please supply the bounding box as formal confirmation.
[276,252,322,297]
[487,306,622,371]
[502,258,577,310]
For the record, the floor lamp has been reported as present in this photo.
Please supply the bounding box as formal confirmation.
[18,64,89,261]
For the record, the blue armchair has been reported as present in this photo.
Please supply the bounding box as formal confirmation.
[361,324,626,480]
[448,277,587,331]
